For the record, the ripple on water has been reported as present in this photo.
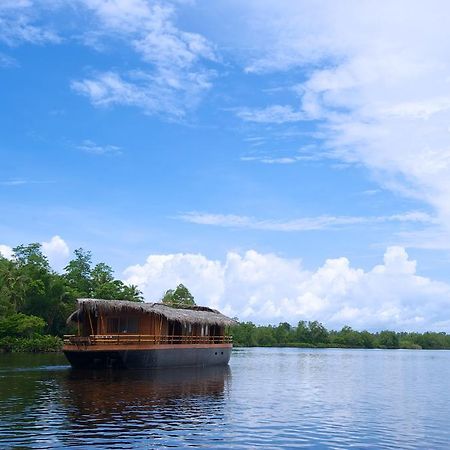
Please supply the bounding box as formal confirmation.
[1,349,450,448]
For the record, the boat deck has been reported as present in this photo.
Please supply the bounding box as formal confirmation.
[63,334,233,351]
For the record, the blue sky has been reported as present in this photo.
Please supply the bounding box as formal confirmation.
[2,1,450,330]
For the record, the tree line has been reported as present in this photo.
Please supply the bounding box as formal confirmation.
[231,321,450,349]
[1,242,450,352]
[0,243,142,351]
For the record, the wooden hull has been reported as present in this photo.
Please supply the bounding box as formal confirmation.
[63,343,232,369]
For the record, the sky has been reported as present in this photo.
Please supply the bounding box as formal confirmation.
[2,0,450,331]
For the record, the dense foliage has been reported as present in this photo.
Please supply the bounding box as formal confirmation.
[0,243,142,352]
[162,283,196,307]
[231,321,450,349]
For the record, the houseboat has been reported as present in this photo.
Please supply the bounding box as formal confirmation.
[63,298,236,369]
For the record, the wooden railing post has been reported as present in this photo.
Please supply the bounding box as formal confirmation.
[64,334,233,346]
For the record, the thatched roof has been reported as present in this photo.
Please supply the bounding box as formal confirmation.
[67,298,237,327]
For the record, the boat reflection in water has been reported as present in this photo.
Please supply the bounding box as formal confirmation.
[58,365,232,448]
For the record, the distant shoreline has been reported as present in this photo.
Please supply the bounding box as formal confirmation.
[233,344,449,350]
[231,321,450,350]
[3,345,450,354]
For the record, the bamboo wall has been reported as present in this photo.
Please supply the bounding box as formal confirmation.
[80,310,224,337]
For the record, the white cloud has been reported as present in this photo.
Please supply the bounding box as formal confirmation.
[72,69,212,117]
[78,0,159,32]
[0,1,60,46]
[0,179,29,186]
[76,139,122,156]
[241,153,322,164]
[246,156,299,164]
[0,179,55,186]
[124,246,450,331]
[178,211,434,232]
[0,244,13,260]
[42,235,70,271]
[78,0,216,64]
[227,1,450,240]
[73,0,216,117]
[124,253,225,308]
[360,189,380,196]
[235,105,304,123]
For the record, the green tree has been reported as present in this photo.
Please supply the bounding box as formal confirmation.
[0,255,25,315]
[91,262,114,287]
[231,321,257,346]
[377,330,400,349]
[162,283,195,307]
[255,326,276,346]
[360,330,375,348]
[13,243,50,270]
[91,262,143,301]
[0,313,45,338]
[9,244,51,313]
[2,244,73,335]
[120,283,143,302]
[63,248,93,297]
[332,326,363,347]
[275,322,292,344]
[295,320,311,343]
[308,320,329,344]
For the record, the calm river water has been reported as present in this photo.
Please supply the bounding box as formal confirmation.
[1,348,450,449]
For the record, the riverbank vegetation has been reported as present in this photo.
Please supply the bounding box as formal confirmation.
[0,243,142,352]
[1,242,450,352]
[231,321,450,349]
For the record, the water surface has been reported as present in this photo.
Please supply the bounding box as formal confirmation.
[1,348,449,448]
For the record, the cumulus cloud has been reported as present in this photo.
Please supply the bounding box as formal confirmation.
[125,253,225,308]
[228,0,450,241]
[0,244,13,259]
[124,247,450,331]
[42,235,70,271]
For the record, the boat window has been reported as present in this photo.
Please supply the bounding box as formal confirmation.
[125,317,139,333]
[107,318,119,333]
[171,321,182,336]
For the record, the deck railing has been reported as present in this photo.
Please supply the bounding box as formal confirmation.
[63,334,233,346]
